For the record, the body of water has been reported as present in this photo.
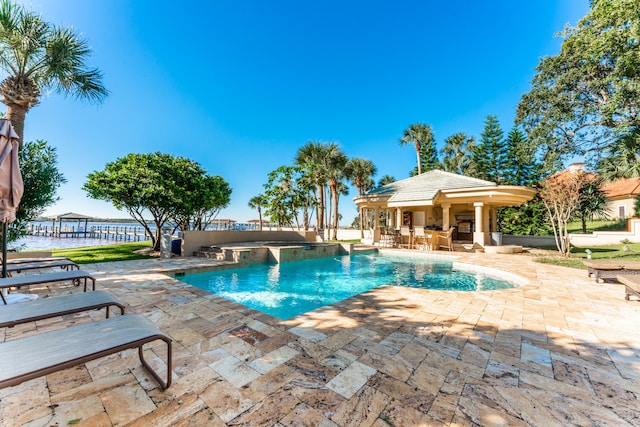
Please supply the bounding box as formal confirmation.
[177,253,518,320]
[11,221,154,251]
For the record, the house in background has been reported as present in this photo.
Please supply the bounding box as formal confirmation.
[601,177,640,219]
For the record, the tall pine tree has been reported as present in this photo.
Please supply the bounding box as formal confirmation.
[504,127,540,186]
[472,115,507,183]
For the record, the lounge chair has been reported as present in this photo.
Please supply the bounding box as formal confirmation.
[616,275,640,301]
[0,290,124,328]
[0,270,96,304]
[0,314,172,390]
[583,260,640,282]
[5,259,79,276]
[5,256,71,265]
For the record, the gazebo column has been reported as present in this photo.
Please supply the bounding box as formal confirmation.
[395,208,402,230]
[473,202,487,245]
[373,207,380,243]
[484,205,491,237]
[441,203,451,230]
[490,206,497,232]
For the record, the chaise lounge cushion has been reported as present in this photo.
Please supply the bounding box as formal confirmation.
[0,290,124,328]
[0,314,172,390]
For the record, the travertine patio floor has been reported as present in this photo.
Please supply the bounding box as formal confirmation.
[1,249,639,426]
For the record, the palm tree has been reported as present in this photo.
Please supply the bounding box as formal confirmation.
[345,158,377,238]
[324,144,347,240]
[248,194,266,231]
[441,133,476,175]
[377,175,395,187]
[400,122,435,175]
[0,0,107,142]
[576,179,609,233]
[597,130,640,181]
[296,142,330,230]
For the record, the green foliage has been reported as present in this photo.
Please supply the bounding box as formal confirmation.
[83,152,231,250]
[597,130,640,180]
[539,170,589,255]
[248,194,266,230]
[498,194,552,236]
[566,218,627,233]
[400,122,438,175]
[0,0,107,140]
[517,0,640,161]
[172,174,231,232]
[345,157,376,238]
[344,158,376,196]
[377,175,395,187]
[472,115,507,182]
[295,141,333,229]
[635,195,640,217]
[535,242,640,269]
[575,179,609,233]
[441,133,476,175]
[323,145,348,239]
[262,165,311,229]
[52,241,152,264]
[8,140,66,242]
[503,127,542,185]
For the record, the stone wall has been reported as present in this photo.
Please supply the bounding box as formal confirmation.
[182,230,316,257]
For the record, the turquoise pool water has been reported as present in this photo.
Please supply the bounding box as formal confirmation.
[177,253,517,320]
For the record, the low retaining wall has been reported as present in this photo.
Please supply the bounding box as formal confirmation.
[182,230,317,258]
[569,219,640,246]
[502,235,556,248]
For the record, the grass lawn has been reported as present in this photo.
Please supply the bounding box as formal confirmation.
[566,218,628,233]
[534,241,640,269]
[51,241,153,264]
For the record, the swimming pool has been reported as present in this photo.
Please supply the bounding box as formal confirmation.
[177,253,521,320]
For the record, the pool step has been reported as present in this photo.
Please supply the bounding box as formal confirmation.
[193,246,227,260]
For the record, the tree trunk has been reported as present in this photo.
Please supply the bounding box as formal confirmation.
[258,207,263,231]
[415,144,421,175]
[581,216,587,234]
[154,223,163,251]
[316,184,324,229]
[331,186,339,240]
[6,104,27,147]
[359,207,364,239]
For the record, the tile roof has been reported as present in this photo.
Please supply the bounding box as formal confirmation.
[601,177,640,198]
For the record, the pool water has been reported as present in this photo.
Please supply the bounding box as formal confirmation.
[177,253,517,320]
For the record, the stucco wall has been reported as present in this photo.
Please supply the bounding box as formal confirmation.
[182,230,316,257]
[569,218,640,246]
[605,197,636,219]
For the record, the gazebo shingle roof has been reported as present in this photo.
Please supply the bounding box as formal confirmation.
[367,170,496,203]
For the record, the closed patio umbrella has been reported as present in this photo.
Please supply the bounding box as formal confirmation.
[0,119,23,278]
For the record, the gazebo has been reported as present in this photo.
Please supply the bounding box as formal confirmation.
[46,212,94,234]
[353,170,536,246]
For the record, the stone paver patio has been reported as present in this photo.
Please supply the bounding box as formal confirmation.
[1,248,639,426]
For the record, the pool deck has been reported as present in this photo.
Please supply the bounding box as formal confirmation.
[1,249,639,426]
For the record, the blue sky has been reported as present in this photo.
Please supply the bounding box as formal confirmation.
[13,0,589,223]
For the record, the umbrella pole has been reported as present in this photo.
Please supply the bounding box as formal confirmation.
[2,222,6,278]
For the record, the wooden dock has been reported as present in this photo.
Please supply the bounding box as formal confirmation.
[27,224,152,242]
